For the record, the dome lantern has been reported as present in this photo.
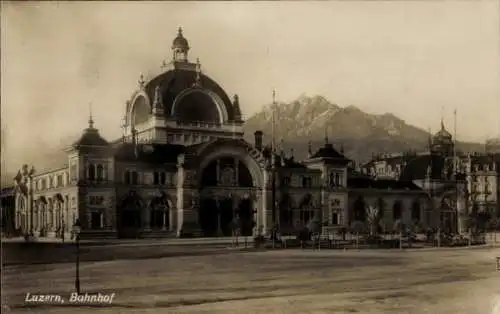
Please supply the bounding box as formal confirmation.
[172,27,189,62]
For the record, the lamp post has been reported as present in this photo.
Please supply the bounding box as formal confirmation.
[72,219,82,294]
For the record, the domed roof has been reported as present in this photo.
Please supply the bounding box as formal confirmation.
[172,27,189,50]
[141,68,236,122]
[433,119,452,143]
[72,118,109,148]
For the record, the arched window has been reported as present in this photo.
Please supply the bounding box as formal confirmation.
[88,164,96,181]
[393,201,403,220]
[131,171,138,185]
[299,194,314,225]
[353,196,366,222]
[411,201,421,222]
[96,165,104,181]
[124,171,131,184]
[279,194,294,228]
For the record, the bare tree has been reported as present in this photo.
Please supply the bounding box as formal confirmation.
[350,220,366,249]
[392,219,405,250]
[366,203,380,236]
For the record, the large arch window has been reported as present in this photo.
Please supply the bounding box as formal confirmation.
[174,91,221,124]
[132,95,150,125]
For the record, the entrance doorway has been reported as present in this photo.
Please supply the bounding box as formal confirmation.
[219,198,233,236]
[117,191,143,238]
[238,198,254,236]
[199,198,218,237]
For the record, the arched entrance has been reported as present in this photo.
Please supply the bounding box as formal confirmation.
[198,152,258,237]
[118,190,143,238]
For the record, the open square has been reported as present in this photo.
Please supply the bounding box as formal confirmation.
[3,247,500,314]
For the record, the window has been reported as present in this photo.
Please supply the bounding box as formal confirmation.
[302,176,312,188]
[153,172,159,185]
[70,161,77,181]
[160,172,166,185]
[411,201,421,222]
[131,171,138,185]
[56,174,63,187]
[88,164,96,181]
[393,201,402,220]
[96,165,104,181]
[281,176,291,187]
[90,212,102,229]
[332,213,339,225]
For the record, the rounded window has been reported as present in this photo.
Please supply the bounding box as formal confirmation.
[174,91,221,124]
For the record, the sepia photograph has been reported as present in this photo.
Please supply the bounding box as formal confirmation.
[1,1,500,313]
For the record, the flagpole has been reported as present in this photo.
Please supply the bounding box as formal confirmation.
[453,109,460,234]
[271,90,277,245]
[271,90,276,153]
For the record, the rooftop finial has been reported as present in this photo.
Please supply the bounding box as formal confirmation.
[138,73,145,89]
[178,26,183,36]
[272,89,276,105]
[440,106,445,130]
[194,58,202,86]
[88,102,94,129]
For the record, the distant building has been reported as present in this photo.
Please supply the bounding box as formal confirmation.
[362,119,500,233]
[5,28,446,239]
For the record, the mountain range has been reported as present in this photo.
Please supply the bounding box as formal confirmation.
[1,95,486,187]
[243,94,485,162]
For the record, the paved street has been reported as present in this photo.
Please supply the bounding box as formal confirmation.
[3,247,500,313]
[2,238,249,266]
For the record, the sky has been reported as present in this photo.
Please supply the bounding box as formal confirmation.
[2,1,500,164]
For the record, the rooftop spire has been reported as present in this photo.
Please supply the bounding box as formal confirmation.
[271,89,276,153]
[440,106,445,130]
[88,102,94,129]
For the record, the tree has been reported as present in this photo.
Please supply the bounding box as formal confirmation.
[392,219,405,250]
[350,220,367,249]
[306,217,323,249]
[366,204,380,236]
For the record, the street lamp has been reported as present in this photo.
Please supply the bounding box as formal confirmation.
[72,219,82,294]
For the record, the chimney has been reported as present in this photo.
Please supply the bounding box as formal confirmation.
[254,130,263,150]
